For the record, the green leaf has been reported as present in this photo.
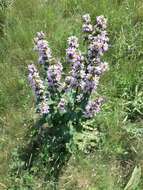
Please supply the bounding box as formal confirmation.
[124,165,141,190]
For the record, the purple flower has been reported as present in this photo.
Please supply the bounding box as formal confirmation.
[81,14,109,95]
[72,61,84,74]
[96,15,107,30]
[95,62,109,75]
[36,31,45,40]
[58,98,66,112]
[28,64,45,100]
[28,14,109,119]
[66,47,78,63]
[65,76,71,86]
[67,36,79,48]
[88,33,109,59]
[87,64,96,74]
[28,64,50,115]
[82,14,93,33]
[69,76,79,88]
[82,14,91,23]
[83,98,104,118]
[39,99,49,115]
[66,36,84,90]
[64,75,79,89]
[47,62,63,88]
[81,74,99,93]
[66,36,82,64]
[82,23,93,33]
[34,32,52,65]
[76,94,84,102]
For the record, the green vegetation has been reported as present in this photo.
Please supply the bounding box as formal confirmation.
[0,0,143,189]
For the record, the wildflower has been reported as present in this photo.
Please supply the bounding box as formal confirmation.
[66,47,77,63]
[47,62,63,88]
[81,74,99,93]
[82,14,93,33]
[28,14,109,121]
[72,60,83,73]
[39,99,49,115]
[95,62,109,75]
[83,98,104,118]
[66,36,81,63]
[67,36,79,48]
[58,98,67,112]
[65,76,71,86]
[82,14,91,23]
[83,23,93,33]
[34,31,52,65]
[88,34,109,59]
[28,64,45,100]
[96,15,107,30]
[76,94,84,102]
[36,31,45,40]
[86,15,108,61]
[66,36,84,90]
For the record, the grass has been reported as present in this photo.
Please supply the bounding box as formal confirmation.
[0,0,143,189]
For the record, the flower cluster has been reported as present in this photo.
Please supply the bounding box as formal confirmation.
[39,99,49,115]
[28,64,49,115]
[88,32,109,59]
[28,64,44,100]
[96,15,107,30]
[58,98,67,113]
[65,36,84,89]
[82,14,93,33]
[83,98,104,118]
[47,61,63,88]
[28,14,109,119]
[34,31,52,66]
[79,14,109,97]
[66,36,80,63]
[80,71,99,93]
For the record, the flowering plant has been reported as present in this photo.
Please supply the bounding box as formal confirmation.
[28,14,109,162]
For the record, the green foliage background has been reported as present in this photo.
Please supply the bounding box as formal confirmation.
[0,0,143,189]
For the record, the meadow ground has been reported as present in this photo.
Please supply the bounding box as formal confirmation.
[0,0,143,189]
